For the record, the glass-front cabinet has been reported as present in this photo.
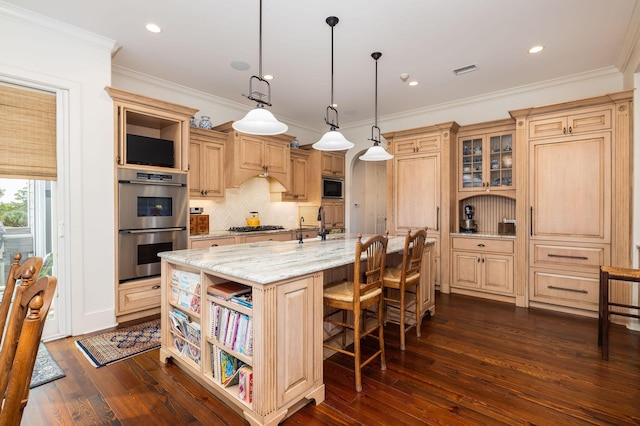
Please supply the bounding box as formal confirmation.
[459,129,514,195]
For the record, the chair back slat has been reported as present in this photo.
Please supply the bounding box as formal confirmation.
[356,233,388,299]
[401,228,428,280]
[0,266,53,426]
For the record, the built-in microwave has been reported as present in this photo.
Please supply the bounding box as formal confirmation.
[322,177,343,199]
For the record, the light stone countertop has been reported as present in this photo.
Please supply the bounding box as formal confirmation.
[160,233,436,285]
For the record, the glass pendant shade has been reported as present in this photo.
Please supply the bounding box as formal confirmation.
[359,143,393,161]
[232,107,288,135]
[312,130,354,151]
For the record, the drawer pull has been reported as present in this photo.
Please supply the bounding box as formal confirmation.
[547,253,589,260]
[477,243,485,247]
[151,285,161,290]
[547,285,588,294]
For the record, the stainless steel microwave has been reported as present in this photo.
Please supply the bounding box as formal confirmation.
[322,177,343,199]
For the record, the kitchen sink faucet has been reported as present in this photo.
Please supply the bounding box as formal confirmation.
[317,206,327,241]
[298,216,304,244]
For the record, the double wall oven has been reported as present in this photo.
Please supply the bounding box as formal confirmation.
[118,168,188,283]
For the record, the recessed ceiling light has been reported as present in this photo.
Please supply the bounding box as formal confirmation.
[528,45,544,54]
[145,23,162,33]
[409,81,419,86]
[263,74,274,80]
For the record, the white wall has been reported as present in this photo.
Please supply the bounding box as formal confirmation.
[0,2,116,335]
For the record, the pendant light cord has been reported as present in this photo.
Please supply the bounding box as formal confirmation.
[258,0,263,81]
[330,21,334,109]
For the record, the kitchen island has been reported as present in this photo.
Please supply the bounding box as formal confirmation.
[159,233,435,426]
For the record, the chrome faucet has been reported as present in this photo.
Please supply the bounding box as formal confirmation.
[317,206,327,240]
[298,216,304,244]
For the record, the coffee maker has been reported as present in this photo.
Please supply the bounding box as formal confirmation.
[460,204,478,233]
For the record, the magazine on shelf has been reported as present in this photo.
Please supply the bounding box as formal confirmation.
[220,350,245,387]
[230,293,253,309]
[238,365,253,403]
[207,282,251,300]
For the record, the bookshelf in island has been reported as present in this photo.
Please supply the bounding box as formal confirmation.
[159,233,435,425]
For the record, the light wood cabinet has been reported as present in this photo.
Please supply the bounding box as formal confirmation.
[189,128,226,199]
[282,149,310,201]
[106,87,197,172]
[239,232,293,244]
[190,236,237,249]
[107,87,197,323]
[321,200,345,229]
[384,122,458,292]
[457,119,515,196]
[116,277,161,322]
[321,152,345,178]
[510,91,633,316]
[451,236,514,300]
[214,121,294,189]
[160,261,323,426]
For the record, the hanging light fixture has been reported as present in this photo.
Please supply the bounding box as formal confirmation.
[233,0,288,136]
[312,16,354,152]
[360,52,393,161]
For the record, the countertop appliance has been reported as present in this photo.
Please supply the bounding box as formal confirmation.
[460,204,478,233]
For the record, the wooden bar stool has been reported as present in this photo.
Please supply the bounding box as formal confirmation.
[598,265,640,360]
[382,227,428,350]
[323,233,388,392]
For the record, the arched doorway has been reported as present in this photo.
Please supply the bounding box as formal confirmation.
[350,151,387,234]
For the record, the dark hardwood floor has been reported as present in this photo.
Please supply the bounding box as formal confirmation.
[23,293,640,425]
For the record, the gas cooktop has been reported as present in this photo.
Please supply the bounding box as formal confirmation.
[228,225,285,233]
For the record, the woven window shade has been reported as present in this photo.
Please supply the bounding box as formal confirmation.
[0,84,57,180]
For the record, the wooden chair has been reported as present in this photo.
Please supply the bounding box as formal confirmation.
[598,265,640,360]
[323,233,388,392]
[0,257,54,426]
[382,227,428,350]
[0,254,43,338]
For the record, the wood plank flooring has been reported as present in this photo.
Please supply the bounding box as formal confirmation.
[23,293,640,425]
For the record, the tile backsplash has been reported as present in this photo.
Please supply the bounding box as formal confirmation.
[189,177,303,232]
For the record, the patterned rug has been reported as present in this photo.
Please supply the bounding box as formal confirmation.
[30,342,65,388]
[75,319,161,368]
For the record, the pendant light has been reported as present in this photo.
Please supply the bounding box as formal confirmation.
[359,52,393,161]
[312,16,354,152]
[233,0,288,136]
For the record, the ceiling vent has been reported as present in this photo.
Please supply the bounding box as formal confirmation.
[453,64,478,76]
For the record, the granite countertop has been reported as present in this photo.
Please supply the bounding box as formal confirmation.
[161,233,437,284]
[190,228,295,240]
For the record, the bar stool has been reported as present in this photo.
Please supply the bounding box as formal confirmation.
[323,233,388,392]
[598,265,640,360]
[382,227,428,350]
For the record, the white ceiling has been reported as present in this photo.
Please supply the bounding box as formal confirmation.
[5,0,639,131]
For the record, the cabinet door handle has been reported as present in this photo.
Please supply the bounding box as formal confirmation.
[436,207,440,231]
[568,126,573,133]
[211,243,219,247]
[530,206,533,236]
[477,243,485,247]
[547,285,588,294]
[152,285,161,290]
[563,127,567,134]
[547,253,589,260]
[477,258,480,263]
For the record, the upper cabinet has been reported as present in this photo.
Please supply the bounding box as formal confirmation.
[457,119,515,197]
[282,149,311,201]
[106,87,197,172]
[188,127,226,199]
[321,151,345,178]
[213,121,293,188]
[527,107,611,139]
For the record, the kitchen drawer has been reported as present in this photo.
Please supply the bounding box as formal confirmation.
[190,236,236,249]
[529,268,599,311]
[117,278,161,315]
[530,242,609,270]
[242,232,292,243]
[452,237,514,254]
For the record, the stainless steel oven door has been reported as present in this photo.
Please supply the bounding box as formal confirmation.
[118,228,187,282]
[118,169,188,230]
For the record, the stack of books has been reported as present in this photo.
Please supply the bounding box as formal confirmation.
[208,301,253,356]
